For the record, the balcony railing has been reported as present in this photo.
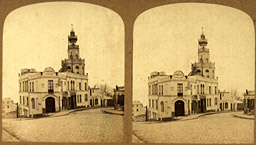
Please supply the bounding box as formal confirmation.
[177,93,183,96]
[48,89,54,94]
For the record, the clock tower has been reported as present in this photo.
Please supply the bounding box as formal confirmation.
[189,28,215,79]
[59,25,85,75]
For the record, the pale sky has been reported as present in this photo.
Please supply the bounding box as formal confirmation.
[133,3,255,106]
[3,2,124,103]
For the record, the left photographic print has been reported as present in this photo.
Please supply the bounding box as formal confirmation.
[2,2,124,143]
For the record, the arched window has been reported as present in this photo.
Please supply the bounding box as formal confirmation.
[31,98,35,109]
[160,102,164,112]
[75,66,79,74]
[67,66,71,71]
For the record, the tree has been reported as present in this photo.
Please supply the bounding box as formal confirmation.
[231,88,243,101]
[99,83,114,97]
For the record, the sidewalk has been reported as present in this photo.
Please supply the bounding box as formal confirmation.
[102,108,124,116]
[143,111,230,124]
[231,111,254,120]
[176,111,219,121]
[14,106,112,120]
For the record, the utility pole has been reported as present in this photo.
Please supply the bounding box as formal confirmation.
[146,106,148,122]
[16,103,19,118]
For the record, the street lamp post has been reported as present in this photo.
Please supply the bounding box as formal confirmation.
[146,106,148,122]
[15,103,19,118]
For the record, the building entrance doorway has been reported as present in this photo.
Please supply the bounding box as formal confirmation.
[175,100,185,116]
[46,97,55,113]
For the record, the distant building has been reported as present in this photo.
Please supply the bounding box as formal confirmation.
[114,85,124,111]
[148,31,219,121]
[219,91,241,111]
[2,98,17,118]
[132,101,146,121]
[89,87,103,107]
[244,90,254,115]
[18,28,89,118]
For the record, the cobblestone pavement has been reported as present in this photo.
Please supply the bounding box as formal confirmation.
[2,108,123,143]
[133,112,254,144]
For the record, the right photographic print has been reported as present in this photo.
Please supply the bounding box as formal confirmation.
[132,3,254,144]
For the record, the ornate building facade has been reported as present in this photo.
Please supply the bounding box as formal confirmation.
[148,31,219,121]
[18,28,89,117]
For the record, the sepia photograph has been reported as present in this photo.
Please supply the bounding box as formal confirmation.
[2,2,124,143]
[132,3,254,144]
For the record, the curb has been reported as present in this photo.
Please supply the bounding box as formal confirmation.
[102,109,124,116]
[144,111,231,124]
[232,114,254,120]
[50,106,113,118]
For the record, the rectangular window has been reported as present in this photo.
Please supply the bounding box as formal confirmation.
[149,99,151,107]
[152,100,154,108]
[26,81,28,92]
[61,81,63,91]
[79,83,81,90]
[85,94,88,101]
[20,96,22,104]
[80,95,82,103]
[209,86,211,94]
[36,98,39,110]
[19,82,21,92]
[215,86,217,94]
[162,85,164,95]
[48,80,54,93]
[32,82,34,92]
[23,96,25,105]
[191,85,193,95]
[156,100,158,109]
[85,83,87,90]
[209,98,211,106]
[149,85,151,95]
[152,84,158,95]
[165,84,168,95]
[30,82,31,92]
[27,97,29,106]
[225,103,228,109]
[215,98,217,105]
[158,86,161,95]
[177,83,183,96]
